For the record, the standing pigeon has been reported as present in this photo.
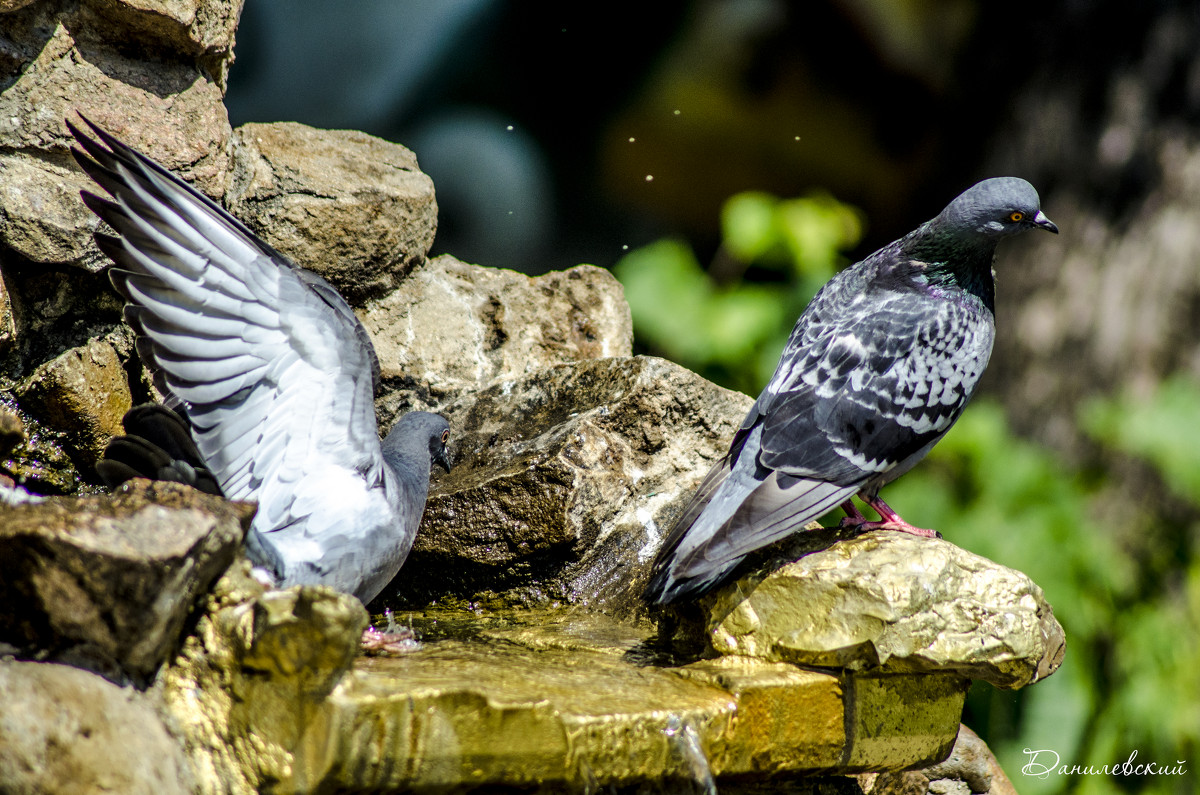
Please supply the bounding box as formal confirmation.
[69,117,451,606]
[646,177,1058,605]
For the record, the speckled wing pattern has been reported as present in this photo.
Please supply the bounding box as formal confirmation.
[757,261,995,485]
[649,250,995,603]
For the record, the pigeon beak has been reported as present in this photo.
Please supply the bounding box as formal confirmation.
[434,446,452,474]
[1032,210,1059,234]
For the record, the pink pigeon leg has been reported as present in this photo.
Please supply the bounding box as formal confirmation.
[841,494,940,538]
[838,500,868,527]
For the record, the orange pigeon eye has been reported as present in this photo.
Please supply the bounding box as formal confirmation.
[441,430,450,444]
[1009,211,1025,222]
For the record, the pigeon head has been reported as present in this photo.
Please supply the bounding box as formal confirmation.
[934,177,1059,240]
[384,411,453,474]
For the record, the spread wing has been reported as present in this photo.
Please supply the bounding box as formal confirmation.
[70,118,386,539]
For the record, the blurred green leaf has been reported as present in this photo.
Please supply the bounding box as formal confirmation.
[612,239,712,362]
[778,192,863,280]
[721,191,779,263]
[1082,375,1200,502]
[615,189,863,394]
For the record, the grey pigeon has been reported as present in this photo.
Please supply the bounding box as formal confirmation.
[69,117,452,606]
[646,177,1058,605]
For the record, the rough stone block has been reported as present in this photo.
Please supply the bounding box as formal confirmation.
[0,1,233,271]
[0,660,194,794]
[0,153,103,268]
[701,531,1066,689]
[0,480,251,682]
[361,255,633,409]
[161,606,968,793]
[16,337,133,465]
[382,355,753,610]
[226,122,438,304]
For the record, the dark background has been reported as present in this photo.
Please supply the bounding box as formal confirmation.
[226,0,1090,276]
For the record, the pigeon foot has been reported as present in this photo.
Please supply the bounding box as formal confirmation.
[361,625,420,654]
[360,608,420,654]
[838,496,941,538]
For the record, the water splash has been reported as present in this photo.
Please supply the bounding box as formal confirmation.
[663,714,717,795]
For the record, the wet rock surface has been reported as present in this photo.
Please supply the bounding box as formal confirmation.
[0,480,251,683]
[0,406,22,459]
[381,354,753,611]
[15,337,133,467]
[159,602,968,793]
[686,530,1064,689]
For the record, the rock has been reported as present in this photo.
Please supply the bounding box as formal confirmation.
[0,269,14,353]
[0,152,105,268]
[161,569,367,794]
[861,725,1019,795]
[0,406,22,457]
[0,261,126,372]
[361,255,633,411]
[922,725,1003,794]
[0,399,85,495]
[226,122,438,304]
[379,355,753,611]
[0,480,252,683]
[0,660,194,794]
[84,0,243,78]
[0,0,233,271]
[161,604,966,792]
[16,337,133,466]
[0,406,22,487]
[696,531,1065,689]
[0,14,232,194]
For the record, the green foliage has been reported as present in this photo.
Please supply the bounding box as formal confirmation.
[1082,375,1200,502]
[612,193,1199,795]
[613,191,862,393]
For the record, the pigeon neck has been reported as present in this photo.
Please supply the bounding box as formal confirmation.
[904,224,997,311]
[381,428,433,485]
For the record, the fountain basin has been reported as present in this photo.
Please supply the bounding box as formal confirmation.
[227,608,968,792]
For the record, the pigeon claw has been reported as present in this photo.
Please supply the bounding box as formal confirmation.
[873,520,941,539]
[838,495,942,538]
[361,625,420,655]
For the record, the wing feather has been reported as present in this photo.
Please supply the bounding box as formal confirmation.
[70,118,387,542]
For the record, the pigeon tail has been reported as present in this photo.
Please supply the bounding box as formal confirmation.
[646,425,857,605]
[97,404,223,495]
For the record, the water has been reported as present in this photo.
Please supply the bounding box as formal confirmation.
[664,714,718,795]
